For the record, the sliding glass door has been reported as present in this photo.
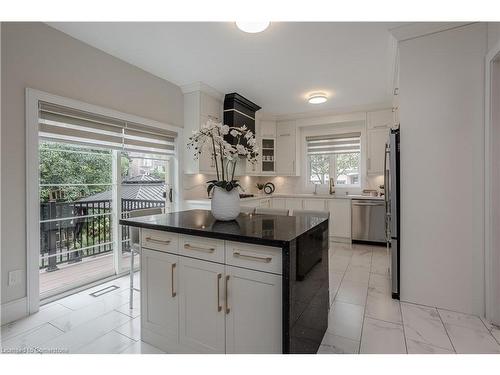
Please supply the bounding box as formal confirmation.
[39,141,116,299]
[37,101,177,300]
[119,151,172,273]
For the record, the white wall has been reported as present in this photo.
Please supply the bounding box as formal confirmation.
[488,22,500,51]
[489,55,500,324]
[1,23,183,306]
[399,23,487,315]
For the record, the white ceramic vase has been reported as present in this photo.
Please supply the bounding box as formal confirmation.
[211,187,240,221]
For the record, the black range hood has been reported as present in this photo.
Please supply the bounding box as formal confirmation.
[223,93,261,145]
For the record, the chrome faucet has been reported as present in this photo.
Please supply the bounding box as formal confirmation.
[329,178,335,195]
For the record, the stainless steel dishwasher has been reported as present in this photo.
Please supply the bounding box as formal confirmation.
[351,199,386,243]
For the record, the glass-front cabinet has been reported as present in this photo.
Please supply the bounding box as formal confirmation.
[261,138,276,175]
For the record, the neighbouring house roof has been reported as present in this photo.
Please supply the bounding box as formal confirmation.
[78,175,166,202]
[120,174,164,184]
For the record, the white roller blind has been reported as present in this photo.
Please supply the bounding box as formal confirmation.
[306,132,361,155]
[39,102,176,155]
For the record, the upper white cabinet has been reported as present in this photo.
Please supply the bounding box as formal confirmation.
[260,120,276,138]
[237,119,277,176]
[260,138,276,175]
[366,109,392,175]
[367,109,393,130]
[367,127,390,175]
[183,88,223,174]
[276,120,298,176]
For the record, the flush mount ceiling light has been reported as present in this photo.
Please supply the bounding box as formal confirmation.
[308,93,328,104]
[235,22,270,33]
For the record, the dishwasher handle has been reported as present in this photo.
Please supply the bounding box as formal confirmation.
[352,201,384,206]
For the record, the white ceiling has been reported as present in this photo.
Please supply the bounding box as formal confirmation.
[48,22,401,116]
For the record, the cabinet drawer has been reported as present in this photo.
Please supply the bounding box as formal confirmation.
[141,229,179,254]
[179,234,225,263]
[225,241,282,274]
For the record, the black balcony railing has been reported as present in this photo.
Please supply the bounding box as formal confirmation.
[39,198,165,271]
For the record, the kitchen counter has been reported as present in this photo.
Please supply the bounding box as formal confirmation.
[120,209,329,353]
[120,209,327,247]
[180,193,383,210]
[271,193,384,200]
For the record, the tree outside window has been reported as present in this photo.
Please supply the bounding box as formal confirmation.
[309,155,330,184]
[308,152,360,186]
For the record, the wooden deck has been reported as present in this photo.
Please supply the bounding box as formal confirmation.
[40,252,139,298]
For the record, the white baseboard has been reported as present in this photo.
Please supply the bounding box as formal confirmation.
[1,297,28,325]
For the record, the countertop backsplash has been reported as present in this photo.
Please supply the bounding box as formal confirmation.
[183,174,384,200]
[183,174,261,200]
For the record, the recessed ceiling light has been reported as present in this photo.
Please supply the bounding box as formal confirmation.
[235,22,270,33]
[308,93,328,104]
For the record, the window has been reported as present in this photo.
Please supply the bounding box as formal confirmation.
[306,132,361,186]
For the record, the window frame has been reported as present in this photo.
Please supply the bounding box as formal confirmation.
[301,122,366,192]
[307,152,361,188]
[26,88,182,315]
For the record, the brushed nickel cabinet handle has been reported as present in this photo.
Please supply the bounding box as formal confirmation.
[217,273,222,312]
[171,263,177,297]
[225,275,230,314]
[184,243,215,253]
[233,251,272,263]
[146,237,171,245]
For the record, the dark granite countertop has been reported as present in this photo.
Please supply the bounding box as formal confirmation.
[119,209,328,247]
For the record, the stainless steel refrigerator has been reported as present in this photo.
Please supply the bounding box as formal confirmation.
[384,128,400,299]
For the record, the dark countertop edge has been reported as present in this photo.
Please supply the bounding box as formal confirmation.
[119,219,290,248]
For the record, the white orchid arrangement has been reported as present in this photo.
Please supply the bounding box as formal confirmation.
[187,119,259,195]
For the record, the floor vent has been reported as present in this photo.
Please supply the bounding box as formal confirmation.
[89,285,119,297]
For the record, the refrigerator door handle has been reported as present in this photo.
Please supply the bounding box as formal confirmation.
[384,145,391,242]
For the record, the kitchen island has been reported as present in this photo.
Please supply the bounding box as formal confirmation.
[120,209,329,354]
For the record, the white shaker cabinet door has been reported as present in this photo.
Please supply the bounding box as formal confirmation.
[178,256,226,353]
[276,124,296,175]
[303,199,327,211]
[285,198,303,210]
[259,198,271,208]
[225,266,282,354]
[328,198,351,239]
[271,198,286,209]
[141,249,179,341]
[367,127,389,175]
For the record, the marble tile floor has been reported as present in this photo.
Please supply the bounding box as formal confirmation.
[2,242,500,354]
[0,272,162,354]
[320,242,500,354]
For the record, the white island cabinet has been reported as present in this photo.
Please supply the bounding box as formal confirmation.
[141,249,179,348]
[140,231,283,354]
[225,266,282,354]
[122,210,330,354]
[178,256,225,353]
